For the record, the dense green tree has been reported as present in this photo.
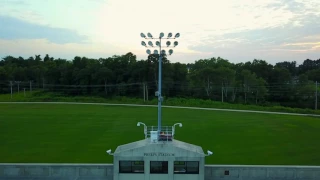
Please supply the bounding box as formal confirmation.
[0,53,319,109]
[276,61,297,76]
[306,69,320,82]
[0,67,8,81]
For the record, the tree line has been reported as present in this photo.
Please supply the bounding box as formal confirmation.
[0,52,319,109]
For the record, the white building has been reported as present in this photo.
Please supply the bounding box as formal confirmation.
[108,124,212,180]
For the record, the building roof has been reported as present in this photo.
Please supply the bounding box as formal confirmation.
[114,138,205,156]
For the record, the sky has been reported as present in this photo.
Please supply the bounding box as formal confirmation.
[0,0,319,65]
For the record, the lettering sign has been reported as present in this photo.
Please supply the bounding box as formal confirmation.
[144,153,175,156]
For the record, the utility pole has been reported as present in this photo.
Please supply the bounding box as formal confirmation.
[143,82,146,102]
[30,81,32,93]
[222,87,224,102]
[316,81,318,110]
[10,81,13,99]
[42,78,45,89]
[146,84,148,101]
[105,81,108,96]
[222,82,224,103]
[17,81,21,93]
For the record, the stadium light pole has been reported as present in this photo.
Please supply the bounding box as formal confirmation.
[140,32,180,139]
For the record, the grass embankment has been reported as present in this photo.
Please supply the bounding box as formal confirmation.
[0,91,319,115]
[0,103,320,165]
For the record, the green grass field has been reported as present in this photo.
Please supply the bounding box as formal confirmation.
[1,103,320,165]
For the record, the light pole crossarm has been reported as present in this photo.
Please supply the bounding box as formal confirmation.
[143,46,177,48]
[142,38,178,40]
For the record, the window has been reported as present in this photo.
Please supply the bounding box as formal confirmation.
[150,161,168,174]
[174,161,199,174]
[224,170,229,175]
[119,161,144,173]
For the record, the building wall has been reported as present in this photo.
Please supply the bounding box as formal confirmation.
[114,156,204,180]
[205,165,320,180]
[113,141,205,180]
[0,163,113,180]
[0,163,320,180]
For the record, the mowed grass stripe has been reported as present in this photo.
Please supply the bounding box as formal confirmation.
[0,103,319,165]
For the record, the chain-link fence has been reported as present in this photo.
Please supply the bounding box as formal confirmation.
[0,80,318,109]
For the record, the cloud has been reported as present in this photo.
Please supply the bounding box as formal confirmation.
[281,38,320,52]
[0,0,319,65]
[266,0,305,12]
[182,0,320,64]
[0,38,206,65]
[0,0,28,6]
[0,16,87,44]
[189,18,320,52]
[0,0,46,25]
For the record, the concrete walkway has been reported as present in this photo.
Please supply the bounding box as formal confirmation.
[1,101,319,117]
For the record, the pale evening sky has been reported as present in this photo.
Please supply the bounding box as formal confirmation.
[0,0,319,65]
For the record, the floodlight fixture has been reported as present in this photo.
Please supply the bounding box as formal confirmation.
[156,41,160,46]
[148,41,153,47]
[166,41,171,47]
[207,150,213,156]
[106,149,113,155]
[168,32,172,38]
[154,50,159,54]
[175,33,180,38]
[168,49,173,55]
[159,32,164,38]
[137,122,146,127]
[147,32,153,38]
[137,122,148,139]
[173,123,182,128]
[172,123,183,138]
[140,33,146,38]
[161,50,166,55]
[146,49,151,54]
[174,41,178,47]
[141,41,146,47]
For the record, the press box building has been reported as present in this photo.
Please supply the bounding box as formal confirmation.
[107,123,212,180]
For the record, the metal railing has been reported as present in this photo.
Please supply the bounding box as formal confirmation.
[137,122,182,142]
[146,126,173,141]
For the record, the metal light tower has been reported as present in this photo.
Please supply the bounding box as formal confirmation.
[140,32,180,138]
